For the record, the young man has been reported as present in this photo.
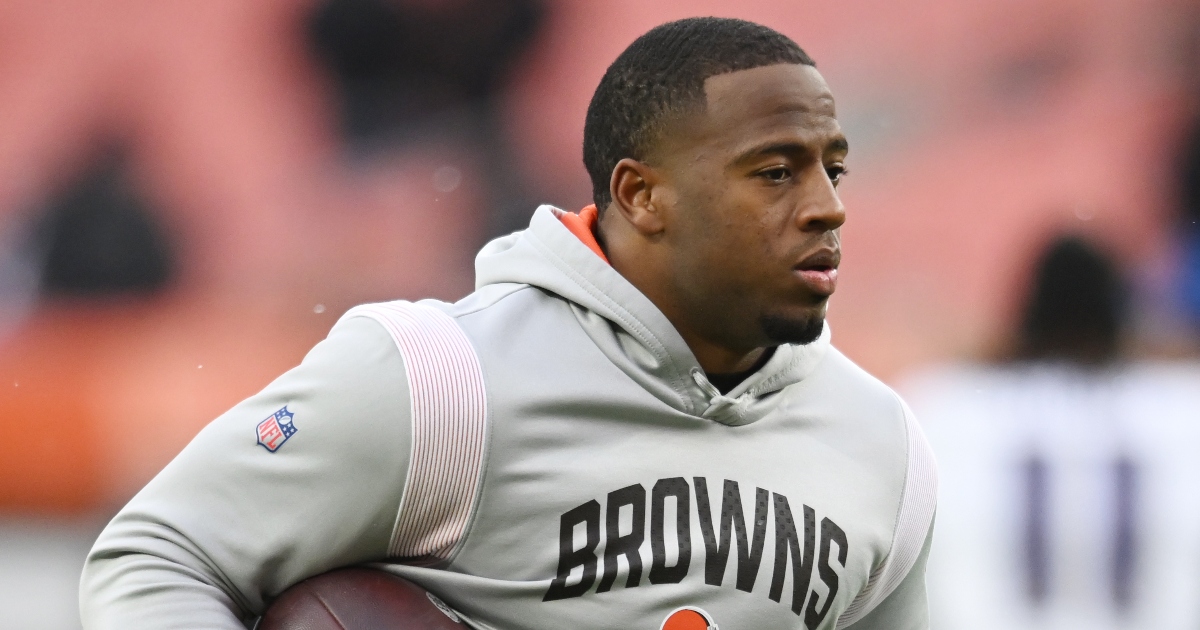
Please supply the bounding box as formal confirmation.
[81,17,936,630]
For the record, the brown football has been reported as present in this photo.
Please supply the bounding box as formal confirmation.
[258,568,465,630]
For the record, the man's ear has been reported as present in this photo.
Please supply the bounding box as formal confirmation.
[609,158,667,236]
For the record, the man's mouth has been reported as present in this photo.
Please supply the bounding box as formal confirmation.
[794,250,840,296]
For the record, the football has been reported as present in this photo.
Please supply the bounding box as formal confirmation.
[258,568,465,630]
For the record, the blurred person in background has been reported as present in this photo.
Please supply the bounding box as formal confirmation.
[307,0,545,238]
[1176,112,1200,329]
[905,235,1200,629]
[1174,13,1200,333]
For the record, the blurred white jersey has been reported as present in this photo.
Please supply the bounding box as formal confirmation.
[902,362,1200,630]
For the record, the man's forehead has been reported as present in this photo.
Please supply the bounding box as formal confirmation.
[648,63,843,162]
[703,64,836,120]
[690,64,843,155]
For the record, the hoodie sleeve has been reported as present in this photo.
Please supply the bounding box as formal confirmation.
[79,316,412,629]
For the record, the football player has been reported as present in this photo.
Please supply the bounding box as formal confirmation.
[82,17,936,630]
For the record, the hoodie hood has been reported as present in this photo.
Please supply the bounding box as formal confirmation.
[474,205,831,426]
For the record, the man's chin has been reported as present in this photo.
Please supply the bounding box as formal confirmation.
[760,313,825,346]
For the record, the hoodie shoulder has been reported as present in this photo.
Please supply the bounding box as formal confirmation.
[789,345,917,509]
[431,282,534,319]
[818,346,909,418]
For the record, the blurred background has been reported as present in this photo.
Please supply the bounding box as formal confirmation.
[0,0,1198,628]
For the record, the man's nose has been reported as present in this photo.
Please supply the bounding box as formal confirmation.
[795,167,846,232]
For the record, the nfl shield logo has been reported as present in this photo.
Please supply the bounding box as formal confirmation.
[257,406,297,452]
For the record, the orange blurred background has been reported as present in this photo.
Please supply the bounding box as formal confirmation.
[0,2,1197,625]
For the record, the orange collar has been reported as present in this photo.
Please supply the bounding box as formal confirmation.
[556,205,609,263]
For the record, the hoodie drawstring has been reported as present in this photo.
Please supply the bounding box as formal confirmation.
[690,367,749,420]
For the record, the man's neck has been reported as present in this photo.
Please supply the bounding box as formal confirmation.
[594,205,766,374]
[706,347,776,394]
[677,331,768,374]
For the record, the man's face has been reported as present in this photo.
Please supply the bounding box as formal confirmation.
[649,63,848,350]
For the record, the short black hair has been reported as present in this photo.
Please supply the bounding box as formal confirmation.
[582,17,815,210]
[1018,235,1128,364]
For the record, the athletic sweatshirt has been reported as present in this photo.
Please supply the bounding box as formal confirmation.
[79,205,937,630]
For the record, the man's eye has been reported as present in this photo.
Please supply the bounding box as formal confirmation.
[759,167,791,182]
[827,165,849,186]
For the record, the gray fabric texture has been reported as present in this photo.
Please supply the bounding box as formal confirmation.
[80,205,935,629]
[841,524,933,630]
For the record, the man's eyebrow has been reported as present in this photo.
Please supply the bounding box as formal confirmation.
[734,136,850,162]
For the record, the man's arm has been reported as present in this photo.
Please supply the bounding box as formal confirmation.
[80,316,412,629]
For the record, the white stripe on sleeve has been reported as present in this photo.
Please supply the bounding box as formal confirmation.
[343,301,489,564]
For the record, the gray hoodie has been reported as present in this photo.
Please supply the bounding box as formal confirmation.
[80,206,936,630]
